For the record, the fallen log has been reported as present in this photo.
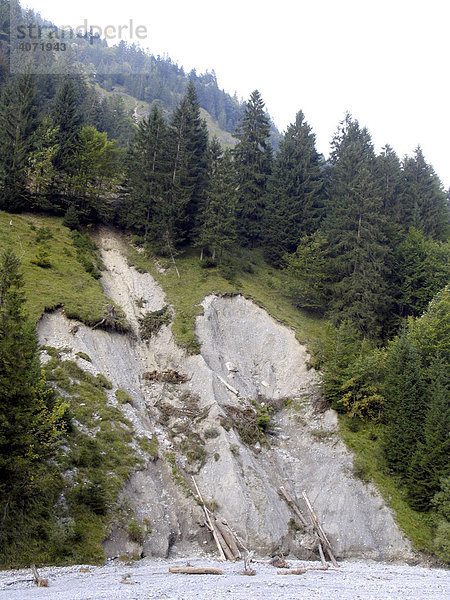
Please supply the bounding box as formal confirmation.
[169,567,222,575]
[216,374,239,396]
[277,566,333,575]
[277,568,306,575]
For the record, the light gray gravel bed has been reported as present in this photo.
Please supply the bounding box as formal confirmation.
[1,558,448,600]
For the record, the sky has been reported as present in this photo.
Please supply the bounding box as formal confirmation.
[22,0,450,188]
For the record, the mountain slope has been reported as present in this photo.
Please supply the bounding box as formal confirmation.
[36,227,411,562]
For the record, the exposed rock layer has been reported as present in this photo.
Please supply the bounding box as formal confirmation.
[37,229,412,561]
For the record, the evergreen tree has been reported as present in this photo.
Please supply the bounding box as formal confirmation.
[195,138,237,260]
[284,231,331,311]
[0,250,67,550]
[402,147,449,241]
[264,110,324,265]
[383,330,426,475]
[392,228,449,318]
[233,90,272,246]
[407,355,450,510]
[0,73,36,211]
[125,104,171,240]
[376,144,404,225]
[27,117,59,209]
[52,78,82,173]
[324,114,391,336]
[68,126,120,223]
[167,81,209,245]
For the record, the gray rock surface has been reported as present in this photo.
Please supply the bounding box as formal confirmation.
[37,228,412,561]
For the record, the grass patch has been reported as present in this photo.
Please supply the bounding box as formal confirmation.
[339,415,436,554]
[0,212,122,326]
[116,389,133,405]
[127,244,327,353]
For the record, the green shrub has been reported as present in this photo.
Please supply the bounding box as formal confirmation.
[127,519,144,544]
[115,389,133,405]
[433,520,450,563]
[204,427,220,439]
[30,244,51,268]
[352,457,370,483]
[201,257,217,269]
[96,373,112,389]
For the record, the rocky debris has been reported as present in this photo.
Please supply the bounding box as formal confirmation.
[143,369,188,384]
[37,228,413,562]
[1,559,448,600]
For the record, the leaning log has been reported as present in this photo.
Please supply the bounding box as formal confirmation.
[214,518,242,560]
[302,492,339,568]
[278,487,309,527]
[192,477,226,561]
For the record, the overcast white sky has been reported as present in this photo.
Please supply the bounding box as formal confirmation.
[22,0,450,188]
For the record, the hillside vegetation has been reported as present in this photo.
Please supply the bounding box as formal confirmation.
[0,0,448,567]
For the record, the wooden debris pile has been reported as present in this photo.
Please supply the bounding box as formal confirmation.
[279,486,339,569]
[143,369,188,384]
[192,477,246,562]
[31,564,48,587]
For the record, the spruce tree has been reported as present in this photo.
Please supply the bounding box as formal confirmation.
[195,138,237,260]
[125,104,171,241]
[0,73,36,211]
[52,78,82,173]
[376,144,404,225]
[168,81,209,245]
[284,231,331,311]
[233,90,272,246]
[402,147,449,241]
[264,110,324,265]
[0,250,66,550]
[324,114,391,336]
[383,330,426,475]
[407,355,450,510]
[392,227,450,318]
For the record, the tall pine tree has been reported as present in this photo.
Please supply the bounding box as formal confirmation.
[52,78,82,174]
[0,73,36,211]
[264,110,324,265]
[125,104,171,241]
[195,137,237,260]
[167,81,209,245]
[383,330,426,476]
[402,147,449,241]
[233,90,272,246]
[324,114,391,336]
[0,250,67,551]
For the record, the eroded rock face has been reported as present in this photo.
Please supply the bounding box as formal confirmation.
[37,229,412,561]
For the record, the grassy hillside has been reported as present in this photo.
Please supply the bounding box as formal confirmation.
[0,212,441,564]
[339,417,437,557]
[0,212,126,328]
[127,244,327,354]
[96,84,237,148]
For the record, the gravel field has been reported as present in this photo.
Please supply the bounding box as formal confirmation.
[1,558,448,600]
